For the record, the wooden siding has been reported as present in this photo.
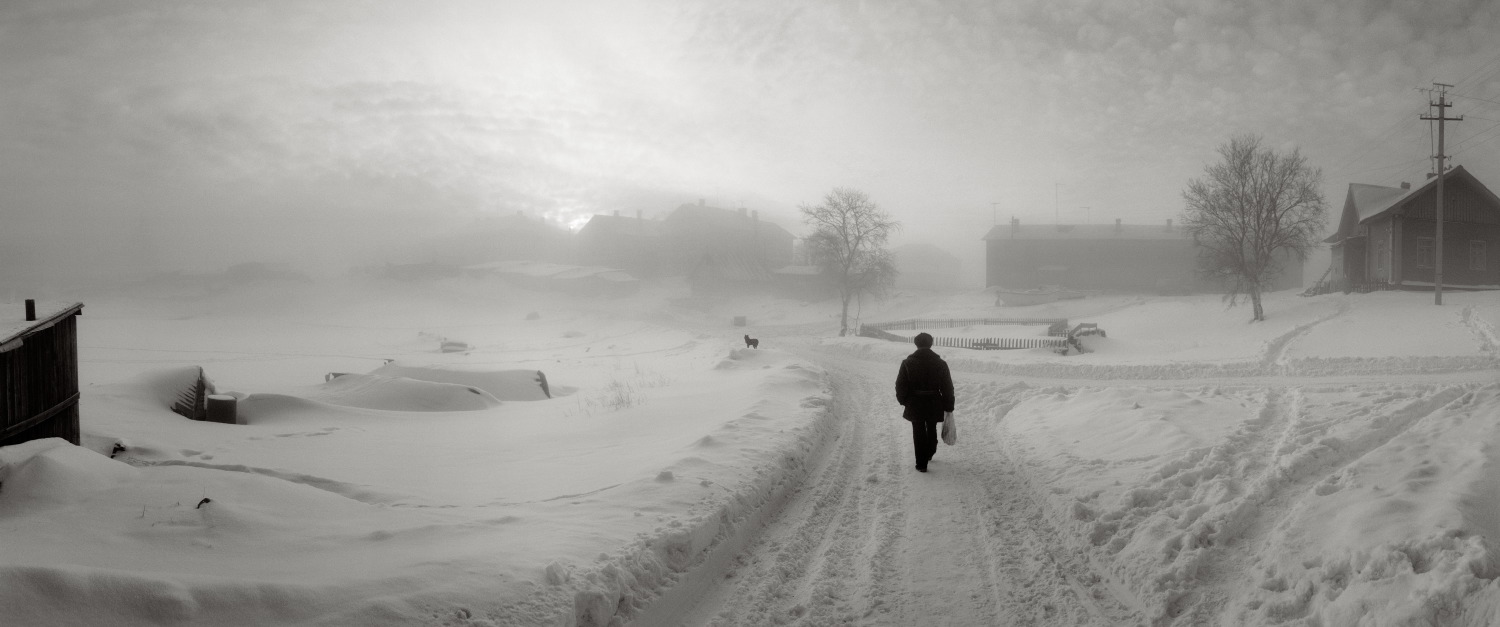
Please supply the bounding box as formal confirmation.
[986,237,1200,291]
[1397,220,1500,286]
[1366,217,1394,282]
[1399,178,1500,224]
[1,305,83,447]
[985,236,1303,292]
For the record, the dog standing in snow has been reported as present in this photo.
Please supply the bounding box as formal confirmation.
[744,335,759,349]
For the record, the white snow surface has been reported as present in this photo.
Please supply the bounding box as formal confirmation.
[3,280,1500,626]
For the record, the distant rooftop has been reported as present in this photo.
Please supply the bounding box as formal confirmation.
[981,222,1189,241]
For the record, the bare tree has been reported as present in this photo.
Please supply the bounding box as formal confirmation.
[1182,134,1328,322]
[801,188,900,336]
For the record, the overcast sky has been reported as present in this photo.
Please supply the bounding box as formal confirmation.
[4,0,1500,282]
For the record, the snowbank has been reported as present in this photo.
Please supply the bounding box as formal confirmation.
[10,278,1500,625]
[3,279,837,626]
[994,380,1500,625]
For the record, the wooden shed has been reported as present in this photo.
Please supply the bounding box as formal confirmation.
[1,301,84,447]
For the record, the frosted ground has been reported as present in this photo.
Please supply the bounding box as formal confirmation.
[2,277,1499,626]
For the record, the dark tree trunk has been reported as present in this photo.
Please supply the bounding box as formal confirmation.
[839,292,852,336]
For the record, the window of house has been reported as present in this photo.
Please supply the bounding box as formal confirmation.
[1416,237,1435,268]
[1474,241,1489,271]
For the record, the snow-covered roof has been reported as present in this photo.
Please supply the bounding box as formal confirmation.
[1325,165,1500,243]
[578,214,665,238]
[666,204,796,240]
[1324,182,1418,244]
[1,301,84,353]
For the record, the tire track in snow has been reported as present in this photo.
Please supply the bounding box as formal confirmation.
[682,363,892,626]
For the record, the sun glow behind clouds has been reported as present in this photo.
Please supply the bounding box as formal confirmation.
[4,0,1500,283]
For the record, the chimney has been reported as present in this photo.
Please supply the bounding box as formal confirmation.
[1115,218,1122,233]
[1400,182,1411,189]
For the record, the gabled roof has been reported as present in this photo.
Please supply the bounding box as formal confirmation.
[578,214,665,238]
[981,223,1189,241]
[1325,165,1500,243]
[1324,183,1415,243]
[666,204,796,240]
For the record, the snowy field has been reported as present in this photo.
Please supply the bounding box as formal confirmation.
[3,279,1500,626]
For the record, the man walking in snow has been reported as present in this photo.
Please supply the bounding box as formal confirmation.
[895,332,955,472]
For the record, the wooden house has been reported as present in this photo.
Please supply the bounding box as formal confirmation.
[1324,166,1500,290]
[982,219,1304,293]
[2,301,84,447]
[576,211,666,277]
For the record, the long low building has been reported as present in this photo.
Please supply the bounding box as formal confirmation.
[982,218,1302,293]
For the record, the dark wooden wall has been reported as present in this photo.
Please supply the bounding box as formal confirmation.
[1,307,82,447]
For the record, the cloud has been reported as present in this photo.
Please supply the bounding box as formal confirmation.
[4,0,1500,280]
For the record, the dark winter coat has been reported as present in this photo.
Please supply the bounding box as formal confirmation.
[895,347,954,421]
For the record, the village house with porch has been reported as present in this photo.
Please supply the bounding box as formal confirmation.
[1323,165,1500,291]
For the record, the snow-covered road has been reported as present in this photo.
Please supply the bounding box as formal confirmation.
[647,309,1500,627]
[657,351,1142,626]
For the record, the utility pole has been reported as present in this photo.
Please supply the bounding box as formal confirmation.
[1421,82,1463,305]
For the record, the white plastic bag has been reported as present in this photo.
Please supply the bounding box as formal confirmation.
[941,411,957,445]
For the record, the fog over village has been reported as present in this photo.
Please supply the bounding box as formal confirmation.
[4,2,1500,626]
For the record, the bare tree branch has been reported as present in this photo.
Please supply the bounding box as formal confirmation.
[1181,134,1328,322]
[800,188,900,336]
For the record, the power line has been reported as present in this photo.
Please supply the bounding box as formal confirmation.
[1452,50,1500,91]
[1447,91,1500,110]
[1338,154,1430,180]
[1447,119,1500,158]
[1324,96,1430,178]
